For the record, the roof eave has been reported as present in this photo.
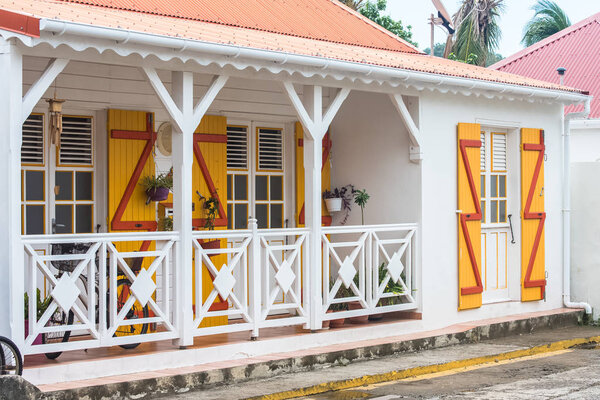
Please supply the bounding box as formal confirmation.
[5,17,590,106]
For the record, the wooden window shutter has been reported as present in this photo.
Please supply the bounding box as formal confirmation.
[295,122,332,227]
[59,116,93,166]
[457,123,483,310]
[192,115,229,328]
[521,128,546,301]
[107,109,157,233]
[192,115,228,230]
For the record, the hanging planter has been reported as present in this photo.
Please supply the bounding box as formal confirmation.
[141,169,173,205]
[146,187,170,202]
[324,198,342,213]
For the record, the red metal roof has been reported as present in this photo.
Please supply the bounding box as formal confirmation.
[0,0,588,94]
[491,13,600,118]
[55,0,419,53]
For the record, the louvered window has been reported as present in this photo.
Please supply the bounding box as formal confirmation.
[257,128,283,171]
[22,114,44,165]
[227,126,248,170]
[492,133,507,171]
[59,116,93,165]
[480,131,486,172]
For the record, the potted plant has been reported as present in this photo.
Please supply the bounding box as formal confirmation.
[353,189,370,225]
[368,263,406,321]
[159,216,173,232]
[141,169,173,204]
[24,289,52,345]
[327,281,349,328]
[197,191,221,250]
[323,185,355,224]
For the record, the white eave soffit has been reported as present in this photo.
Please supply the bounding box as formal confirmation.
[2,20,589,106]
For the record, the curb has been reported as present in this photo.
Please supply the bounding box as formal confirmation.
[18,310,584,399]
[246,335,600,400]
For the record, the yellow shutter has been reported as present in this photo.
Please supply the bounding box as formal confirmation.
[521,128,546,301]
[295,122,331,227]
[457,123,483,310]
[107,109,157,233]
[193,115,228,327]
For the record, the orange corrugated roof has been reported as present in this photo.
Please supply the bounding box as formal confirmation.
[55,0,420,53]
[0,0,587,94]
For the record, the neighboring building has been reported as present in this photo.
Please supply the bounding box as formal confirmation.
[0,0,590,386]
[491,13,600,319]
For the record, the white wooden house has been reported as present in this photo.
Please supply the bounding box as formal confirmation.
[0,0,591,384]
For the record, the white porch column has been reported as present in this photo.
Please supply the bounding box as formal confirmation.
[143,68,227,346]
[0,40,24,342]
[283,83,350,330]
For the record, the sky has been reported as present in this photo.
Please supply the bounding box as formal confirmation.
[385,0,598,56]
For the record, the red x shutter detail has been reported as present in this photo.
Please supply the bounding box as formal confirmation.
[459,138,484,296]
[522,130,547,299]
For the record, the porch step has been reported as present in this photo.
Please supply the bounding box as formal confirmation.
[24,308,583,398]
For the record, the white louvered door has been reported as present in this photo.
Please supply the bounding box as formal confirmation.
[226,121,289,313]
[21,113,96,236]
[480,130,511,303]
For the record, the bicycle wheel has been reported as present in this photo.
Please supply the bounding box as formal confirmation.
[0,336,23,376]
[113,277,149,350]
[43,310,74,360]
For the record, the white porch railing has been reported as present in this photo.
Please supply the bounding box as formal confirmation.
[20,222,417,356]
[22,232,179,355]
[321,224,418,321]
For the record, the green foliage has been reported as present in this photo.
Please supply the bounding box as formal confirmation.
[198,191,219,230]
[448,52,479,65]
[522,0,571,47]
[160,216,173,231]
[450,0,505,66]
[24,289,52,321]
[486,52,504,67]
[140,169,173,191]
[339,0,417,46]
[424,43,446,57]
[354,189,370,225]
[323,184,355,225]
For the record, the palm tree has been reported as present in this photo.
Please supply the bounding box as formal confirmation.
[340,0,367,10]
[445,0,505,67]
[522,0,571,47]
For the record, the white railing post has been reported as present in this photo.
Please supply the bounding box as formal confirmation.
[98,241,108,344]
[248,218,261,339]
[0,40,24,344]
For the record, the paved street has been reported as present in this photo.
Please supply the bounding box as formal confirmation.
[300,346,600,399]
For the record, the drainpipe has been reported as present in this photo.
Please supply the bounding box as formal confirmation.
[560,67,593,314]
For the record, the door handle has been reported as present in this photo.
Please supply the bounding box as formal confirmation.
[508,214,516,244]
[51,218,65,234]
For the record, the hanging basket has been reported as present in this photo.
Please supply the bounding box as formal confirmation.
[325,198,342,213]
[146,187,170,203]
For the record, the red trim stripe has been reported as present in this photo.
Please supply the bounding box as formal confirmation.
[459,138,483,296]
[523,130,547,299]
[0,10,40,37]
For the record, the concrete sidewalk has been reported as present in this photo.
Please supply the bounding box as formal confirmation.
[1,308,593,400]
[169,325,600,400]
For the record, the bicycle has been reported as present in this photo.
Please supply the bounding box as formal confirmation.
[42,242,149,360]
[0,336,23,376]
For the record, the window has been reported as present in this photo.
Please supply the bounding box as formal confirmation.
[21,114,46,234]
[481,132,508,225]
[58,116,93,166]
[257,128,283,171]
[227,124,285,230]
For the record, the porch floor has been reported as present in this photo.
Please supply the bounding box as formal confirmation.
[23,308,582,391]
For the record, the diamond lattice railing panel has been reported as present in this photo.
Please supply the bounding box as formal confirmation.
[386,250,405,283]
[275,258,296,294]
[129,267,157,307]
[338,256,357,289]
[213,264,236,300]
[51,274,81,312]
